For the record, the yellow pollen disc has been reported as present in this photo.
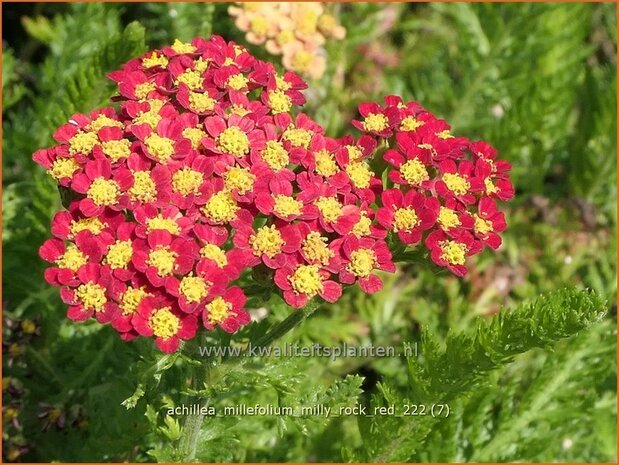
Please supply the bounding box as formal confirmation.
[55,245,87,271]
[400,116,424,132]
[443,173,470,196]
[147,247,178,276]
[145,134,175,163]
[437,129,453,139]
[142,51,169,69]
[314,149,339,177]
[223,57,234,66]
[345,145,363,161]
[88,115,123,132]
[135,82,156,100]
[318,14,337,34]
[172,168,203,196]
[261,141,289,170]
[87,178,120,206]
[439,240,467,265]
[205,297,232,324]
[175,69,204,90]
[149,307,180,339]
[182,127,206,150]
[200,244,228,268]
[202,191,239,224]
[291,50,313,72]
[69,217,106,238]
[129,171,157,203]
[485,177,499,195]
[275,74,291,91]
[171,39,196,54]
[69,132,99,155]
[226,73,249,91]
[49,158,80,180]
[474,215,493,235]
[120,287,149,315]
[302,232,333,265]
[393,207,419,233]
[268,90,292,114]
[345,162,373,189]
[276,29,295,45]
[104,240,133,269]
[249,225,285,258]
[194,57,209,72]
[283,127,312,149]
[133,110,161,129]
[352,213,372,237]
[217,127,250,157]
[347,248,377,278]
[146,215,180,235]
[179,276,210,303]
[438,207,461,230]
[228,104,251,117]
[273,194,302,217]
[298,11,318,34]
[188,92,216,113]
[223,166,255,195]
[75,282,107,311]
[102,139,131,162]
[289,265,323,296]
[363,113,388,132]
[250,16,268,36]
[314,197,342,223]
[399,159,429,186]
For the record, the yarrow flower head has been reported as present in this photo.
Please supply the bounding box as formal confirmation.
[34,36,513,353]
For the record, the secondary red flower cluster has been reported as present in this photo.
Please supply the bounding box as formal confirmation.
[34,36,513,353]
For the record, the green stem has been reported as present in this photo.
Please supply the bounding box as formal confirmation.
[253,299,320,348]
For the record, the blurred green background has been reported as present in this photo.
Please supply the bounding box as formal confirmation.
[2,2,616,463]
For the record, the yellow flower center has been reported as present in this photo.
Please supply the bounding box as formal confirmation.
[146,215,180,235]
[133,102,162,128]
[205,297,232,324]
[171,39,196,54]
[318,14,337,34]
[275,74,291,91]
[439,240,467,265]
[75,282,107,311]
[291,50,313,72]
[438,207,461,230]
[228,104,251,117]
[345,162,373,189]
[55,245,87,271]
[485,177,499,195]
[437,130,453,139]
[175,69,204,90]
[302,232,333,266]
[298,11,319,35]
[87,178,120,206]
[289,265,323,296]
[69,132,99,155]
[202,191,239,224]
[200,244,228,268]
[69,217,106,238]
[194,57,209,72]
[149,307,180,339]
[182,127,206,149]
[135,82,156,100]
[145,134,175,163]
[268,90,292,114]
[147,247,177,276]
[172,168,203,196]
[249,225,285,258]
[104,240,133,269]
[346,145,363,161]
[188,92,216,113]
[49,158,80,180]
[273,194,303,217]
[179,276,210,303]
[347,249,377,278]
[129,171,157,203]
[226,73,249,91]
[223,166,255,195]
[314,197,342,223]
[142,52,169,69]
[283,127,312,148]
[443,173,470,196]
[352,213,372,237]
[363,113,388,132]
[120,287,149,315]
[102,139,131,162]
[393,207,419,232]
[261,140,289,170]
[276,29,295,45]
[314,149,339,177]
[474,215,493,235]
[399,159,429,186]
[88,115,123,132]
[400,116,424,132]
[217,127,250,157]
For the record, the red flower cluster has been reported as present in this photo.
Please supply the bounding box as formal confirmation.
[34,36,513,353]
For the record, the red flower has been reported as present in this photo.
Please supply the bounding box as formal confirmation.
[383,133,433,189]
[234,222,301,269]
[202,113,264,165]
[194,224,248,280]
[435,159,484,205]
[115,154,172,209]
[109,70,166,101]
[202,287,251,333]
[50,205,121,248]
[197,178,254,227]
[165,264,227,314]
[71,158,131,216]
[353,101,400,137]
[425,230,482,277]
[298,182,360,235]
[133,205,195,238]
[377,189,437,245]
[32,147,83,186]
[434,199,475,237]
[274,258,342,308]
[475,158,515,201]
[132,118,191,165]
[255,179,309,222]
[101,221,138,282]
[39,236,100,286]
[472,197,507,250]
